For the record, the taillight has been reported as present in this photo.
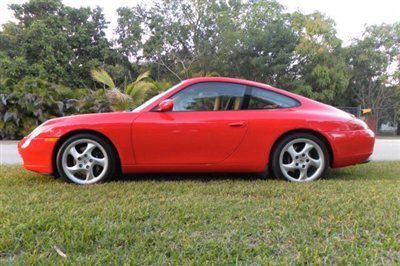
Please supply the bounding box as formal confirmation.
[347,118,369,130]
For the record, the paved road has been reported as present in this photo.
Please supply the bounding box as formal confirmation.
[1,141,22,164]
[370,139,400,161]
[1,139,399,165]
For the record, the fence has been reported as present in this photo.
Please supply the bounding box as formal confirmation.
[337,106,399,136]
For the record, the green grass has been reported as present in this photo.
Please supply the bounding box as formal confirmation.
[1,162,400,264]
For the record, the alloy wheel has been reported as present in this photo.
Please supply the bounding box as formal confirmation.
[279,138,325,182]
[61,138,109,185]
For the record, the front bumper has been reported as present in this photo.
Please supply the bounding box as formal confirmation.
[18,137,58,174]
[326,129,375,168]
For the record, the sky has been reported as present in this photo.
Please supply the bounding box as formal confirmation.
[1,0,399,45]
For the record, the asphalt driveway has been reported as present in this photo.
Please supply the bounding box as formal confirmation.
[1,138,399,165]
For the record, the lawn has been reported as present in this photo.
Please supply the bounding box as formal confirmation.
[1,162,400,264]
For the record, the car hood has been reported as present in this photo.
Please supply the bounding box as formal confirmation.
[27,111,141,138]
[47,111,139,124]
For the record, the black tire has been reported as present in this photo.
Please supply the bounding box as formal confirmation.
[270,133,329,182]
[256,165,271,180]
[56,133,117,184]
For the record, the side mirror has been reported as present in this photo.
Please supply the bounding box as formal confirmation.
[158,99,174,112]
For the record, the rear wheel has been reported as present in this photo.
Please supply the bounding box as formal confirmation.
[56,134,117,184]
[271,133,329,182]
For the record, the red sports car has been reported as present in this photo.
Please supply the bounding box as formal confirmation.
[18,77,375,184]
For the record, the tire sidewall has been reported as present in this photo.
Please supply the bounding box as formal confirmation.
[271,133,329,182]
[56,133,117,184]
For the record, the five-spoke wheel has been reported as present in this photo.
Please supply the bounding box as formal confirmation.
[56,134,117,184]
[271,133,329,182]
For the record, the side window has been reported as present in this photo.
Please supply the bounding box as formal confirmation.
[171,82,246,111]
[246,87,299,109]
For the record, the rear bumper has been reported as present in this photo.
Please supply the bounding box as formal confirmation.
[326,129,375,168]
[18,137,57,174]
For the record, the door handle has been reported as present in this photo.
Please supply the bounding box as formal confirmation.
[229,121,246,127]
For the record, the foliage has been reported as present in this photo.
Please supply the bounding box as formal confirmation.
[0,0,399,138]
[91,69,131,111]
[90,69,115,89]
[116,0,298,86]
[215,0,298,87]
[77,89,112,114]
[91,69,158,111]
[0,0,116,88]
[125,71,157,106]
[1,162,400,263]
[0,78,112,139]
[115,1,351,103]
[346,23,400,111]
[290,12,350,104]
[0,78,79,138]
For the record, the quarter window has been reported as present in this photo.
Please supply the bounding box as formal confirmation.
[246,87,299,109]
[171,82,246,111]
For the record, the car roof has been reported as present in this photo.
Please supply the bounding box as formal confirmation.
[182,76,270,88]
[181,76,303,100]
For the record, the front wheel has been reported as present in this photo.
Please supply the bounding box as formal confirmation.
[56,134,117,185]
[271,133,329,182]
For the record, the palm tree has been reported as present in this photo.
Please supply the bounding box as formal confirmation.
[91,69,156,111]
[125,71,157,105]
[91,69,131,111]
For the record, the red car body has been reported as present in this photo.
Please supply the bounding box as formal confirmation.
[18,77,375,175]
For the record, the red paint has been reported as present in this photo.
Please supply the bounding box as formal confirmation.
[158,99,174,112]
[18,77,375,175]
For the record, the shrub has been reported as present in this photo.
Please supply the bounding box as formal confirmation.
[0,78,112,139]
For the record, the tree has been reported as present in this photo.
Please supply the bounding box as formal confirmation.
[289,12,350,104]
[115,0,299,87]
[141,0,219,80]
[115,6,144,64]
[214,0,298,88]
[347,23,400,118]
[125,71,157,102]
[0,77,81,139]
[0,0,115,88]
[91,69,156,110]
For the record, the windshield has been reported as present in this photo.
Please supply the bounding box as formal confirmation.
[133,82,182,112]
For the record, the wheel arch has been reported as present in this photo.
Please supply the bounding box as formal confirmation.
[269,129,334,168]
[52,129,122,177]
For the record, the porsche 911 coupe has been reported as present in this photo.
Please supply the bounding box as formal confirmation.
[18,77,375,184]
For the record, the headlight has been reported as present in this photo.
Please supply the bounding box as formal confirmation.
[21,123,47,149]
[28,123,46,138]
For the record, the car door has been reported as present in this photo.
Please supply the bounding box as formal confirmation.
[132,82,249,164]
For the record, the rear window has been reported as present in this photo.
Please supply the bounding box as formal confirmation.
[245,87,299,109]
